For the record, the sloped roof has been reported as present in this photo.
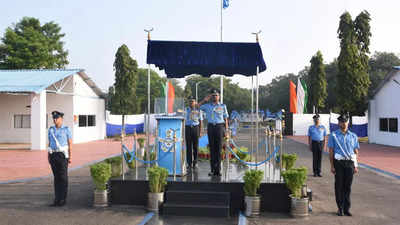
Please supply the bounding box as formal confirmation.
[372,66,400,99]
[0,69,104,97]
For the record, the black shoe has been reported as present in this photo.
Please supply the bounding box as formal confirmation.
[58,199,66,207]
[214,172,222,177]
[337,209,343,216]
[317,174,322,177]
[313,174,317,177]
[344,211,352,216]
[49,200,59,207]
[208,172,214,176]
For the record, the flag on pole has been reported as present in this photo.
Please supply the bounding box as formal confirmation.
[223,0,229,9]
[302,79,308,113]
[296,78,306,114]
[289,80,297,113]
[168,82,175,113]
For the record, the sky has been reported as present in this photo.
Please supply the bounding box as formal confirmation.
[1,0,399,92]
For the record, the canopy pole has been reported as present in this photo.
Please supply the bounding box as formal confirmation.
[251,76,254,167]
[256,66,259,170]
[144,28,153,175]
[220,0,224,103]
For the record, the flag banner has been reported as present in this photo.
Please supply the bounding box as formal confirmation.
[223,0,229,9]
[301,79,308,113]
[289,80,297,113]
[296,78,305,114]
[168,82,175,113]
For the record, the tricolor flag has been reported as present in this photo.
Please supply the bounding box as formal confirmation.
[296,78,308,114]
[223,0,229,9]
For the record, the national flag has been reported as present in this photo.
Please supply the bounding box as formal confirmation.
[289,80,297,113]
[296,78,305,114]
[302,79,308,113]
[168,82,175,113]
[223,0,229,9]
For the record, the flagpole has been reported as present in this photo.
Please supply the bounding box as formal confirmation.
[220,0,223,103]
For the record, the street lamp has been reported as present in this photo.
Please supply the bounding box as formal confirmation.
[195,81,203,103]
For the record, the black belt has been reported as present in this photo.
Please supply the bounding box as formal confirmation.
[312,140,323,143]
[208,123,224,126]
[185,124,199,128]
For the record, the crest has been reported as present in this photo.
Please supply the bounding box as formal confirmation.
[159,129,175,152]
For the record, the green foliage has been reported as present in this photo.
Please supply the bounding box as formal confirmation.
[368,52,400,98]
[308,51,327,112]
[0,17,68,69]
[198,147,209,154]
[337,11,371,115]
[90,162,112,190]
[144,150,156,161]
[105,156,122,177]
[110,44,140,117]
[105,156,122,165]
[137,137,146,148]
[124,152,135,169]
[148,166,169,193]
[243,169,264,196]
[282,153,298,170]
[282,167,307,198]
[136,68,166,113]
[235,147,252,163]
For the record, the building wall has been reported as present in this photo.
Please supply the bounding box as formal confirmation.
[369,71,400,147]
[0,94,31,143]
[72,75,106,143]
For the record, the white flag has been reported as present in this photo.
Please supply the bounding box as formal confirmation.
[296,78,305,114]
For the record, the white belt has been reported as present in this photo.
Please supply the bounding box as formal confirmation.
[334,153,358,167]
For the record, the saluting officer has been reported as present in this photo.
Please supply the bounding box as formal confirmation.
[308,114,327,177]
[185,96,203,170]
[328,114,359,216]
[198,90,229,177]
[48,111,72,207]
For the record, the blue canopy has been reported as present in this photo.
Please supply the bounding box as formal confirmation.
[146,40,266,78]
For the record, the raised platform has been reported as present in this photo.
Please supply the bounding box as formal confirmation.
[110,161,290,216]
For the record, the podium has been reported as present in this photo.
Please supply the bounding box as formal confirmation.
[156,116,186,176]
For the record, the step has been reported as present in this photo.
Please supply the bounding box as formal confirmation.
[162,203,230,217]
[165,190,230,206]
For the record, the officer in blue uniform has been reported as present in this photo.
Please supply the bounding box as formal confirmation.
[185,96,203,170]
[308,114,327,177]
[199,90,229,176]
[328,114,359,216]
[48,111,72,207]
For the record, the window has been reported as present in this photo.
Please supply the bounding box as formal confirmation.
[14,115,30,128]
[380,118,398,133]
[79,115,87,127]
[88,115,96,127]
[389,118,398,133]
[79,115,96,127]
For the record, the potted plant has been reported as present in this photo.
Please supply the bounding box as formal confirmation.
[124,152,136,169]
[243,169,264,217]
[137,137,146,158]
[105,156,122,177]
[282,153,298,171]
[147,166,169,212]
[90,162,112,207]
[281,167,309,217]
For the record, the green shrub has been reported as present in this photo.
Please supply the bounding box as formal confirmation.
[90,162,112,190]
[198,147,209,154]
[148,166,169,193]
[144,150,156,161]
[243,169,264,196]
[236,147,251,162]
[137,137,146,148]
[105,156,123,177]
[282,153,297,170]
[124,152,136,169]
[281,167,307,198]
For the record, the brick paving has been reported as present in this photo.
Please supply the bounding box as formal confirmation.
[287,135,400,176]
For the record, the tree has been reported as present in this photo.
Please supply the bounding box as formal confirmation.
[308,51,327,113]
[136,68,166,113]
[0,17,68,69]
[337,11,371,116]
[109,44,139,134]
[368,52,400,98]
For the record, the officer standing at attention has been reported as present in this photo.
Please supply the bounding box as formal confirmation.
[185,96,203,170]
[198,90,229,177]
[48,111,72,207]
[308,114,327,177]
[328,114,359,216]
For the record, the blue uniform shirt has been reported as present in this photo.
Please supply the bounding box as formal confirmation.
[200,103,229,124]
[48,125,72,150]
[328,129,359,159]
[185,107,203,126]
[308,125,327,141]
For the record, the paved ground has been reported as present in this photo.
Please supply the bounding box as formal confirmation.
[1,133,400,224]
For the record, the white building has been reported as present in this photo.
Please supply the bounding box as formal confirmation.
[368,66,400,147]
[0,69,106,150]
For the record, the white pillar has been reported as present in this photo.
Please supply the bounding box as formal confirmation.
[30,91,47,150]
